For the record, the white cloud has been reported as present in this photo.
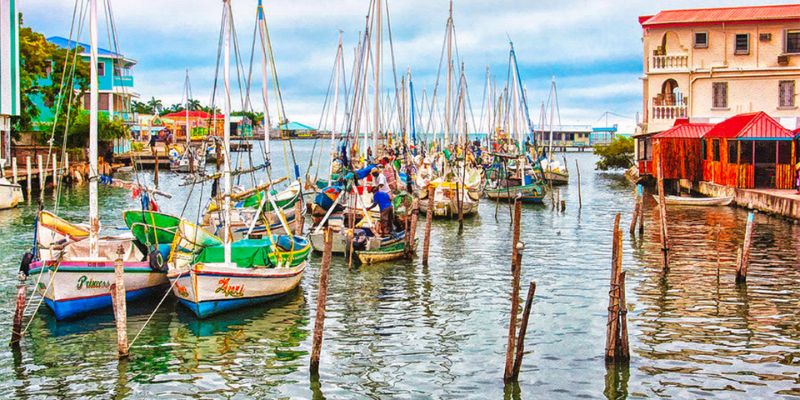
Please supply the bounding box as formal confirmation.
[18,0,800,127]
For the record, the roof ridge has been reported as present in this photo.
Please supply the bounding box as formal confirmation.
[655,3,799,14]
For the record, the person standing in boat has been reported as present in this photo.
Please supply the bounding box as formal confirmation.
[795,161,800,194]
[368,184,394,235]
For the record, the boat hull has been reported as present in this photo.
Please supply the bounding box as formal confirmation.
[308,229,405,254]
[168,261,306,318]
[653,195,734,207]
[28,261,168,320]
[0,181,23,210]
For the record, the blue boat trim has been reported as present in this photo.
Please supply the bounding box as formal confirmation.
[45,285,166,321]
[178,292,293,318]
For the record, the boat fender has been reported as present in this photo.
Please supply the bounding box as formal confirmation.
[148,250,167,272]
[19,252,34,277]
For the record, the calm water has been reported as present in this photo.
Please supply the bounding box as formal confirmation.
[0,142,798,399]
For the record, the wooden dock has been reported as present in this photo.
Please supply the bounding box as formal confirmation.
[692,181,800,220]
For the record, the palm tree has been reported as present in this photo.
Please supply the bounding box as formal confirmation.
[131,100,150,114]
[146,97,163,114]
[187,98,201,111]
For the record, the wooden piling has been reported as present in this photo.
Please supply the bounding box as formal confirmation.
[64,153,69,183]
[629,197,640,235]
[110,245,128,358]
[575,159,582,209]
[503,200,523,382]
[605,214,622,361]
[617,271,630,361]
[10,280,27,346]
[51,154,58,198]
[510,280,536,381]
[736,212,756,283]
[152,146,159,187]
[11,157,17,184]
[406,198,419,259]
[655,156,669,271]
[294,199,305,236]
[310,227,333,375]
[637,185,644,234]
[560,200,566,213]
[422,186,434,266]
[37,154,44,200]
[25,156,31,199]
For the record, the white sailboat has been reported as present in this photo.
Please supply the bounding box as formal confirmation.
[167,0,308,318]
[26,0,168,320]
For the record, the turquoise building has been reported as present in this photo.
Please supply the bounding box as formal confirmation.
[0,0,20,163]
[33,36,137,128]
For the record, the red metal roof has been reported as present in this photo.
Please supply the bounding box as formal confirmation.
[161,110,224,119]
[652,120,714,139]
[703,112,793,139]
[640,4,800,28]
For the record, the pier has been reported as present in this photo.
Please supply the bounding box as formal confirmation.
[682,181,800,221]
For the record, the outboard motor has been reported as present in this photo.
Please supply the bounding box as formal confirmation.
[19,252,34,278]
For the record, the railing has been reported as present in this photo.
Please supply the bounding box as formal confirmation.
[651,54,689,70]
[651,105,687,120]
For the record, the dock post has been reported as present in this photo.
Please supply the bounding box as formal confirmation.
[294,199,305,236]
[605,214,623,362]
[310,227,333,375]
[629,188,640,235]
[637,185,644,234]
[64,154,69,184]
[736,212,756,283]
[51,154,58,198]
[25,156,31,200]
[11,157,17,184]
[10,278,27,346]
[575,159,582,209]
[37,154,44,201]
[151,145,159,187]
[422,186,434,266]
[110,245,129,358]
[511,280,536,381]
[406,198,419,259]
[655,157,669,271]
[503,200,523,383]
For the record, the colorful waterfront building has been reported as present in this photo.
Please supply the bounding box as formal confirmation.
[636,5,800,178]
[0,0,20,165]
[33,36,137,127]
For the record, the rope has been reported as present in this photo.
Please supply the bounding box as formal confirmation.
[126,271,183,350]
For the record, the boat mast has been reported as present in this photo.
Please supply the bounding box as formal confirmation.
[330,31,343,178]
[223,0,232,265]
[184,69,190,147]
[549,77,555,161]
[444,0,453,148]
[373,0,381,155]
[88,0,99,258]
[257,0,271,170]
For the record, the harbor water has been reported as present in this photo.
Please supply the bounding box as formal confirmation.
[0,141,798,399]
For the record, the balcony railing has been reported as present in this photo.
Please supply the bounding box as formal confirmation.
[652,105,687,120]
[651,54,689,71]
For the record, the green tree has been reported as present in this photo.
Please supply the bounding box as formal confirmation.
[47,111,129,148]
[146,97,163,114]
[594,136,634,171]
[187,98,201,111]
[131,100,151,114]
[14,22,89,136]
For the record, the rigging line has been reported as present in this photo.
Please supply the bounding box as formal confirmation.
[56,0,90,211]
[45,0,85,210]
[383,0,403,139]
[424,12,450,139]
[478,67,488,135]
[243,15,258,115]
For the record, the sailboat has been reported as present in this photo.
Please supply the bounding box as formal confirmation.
[166,0,308,318]
[169,69,205,173]
[540,77,569,185]
[484,41,547,204]
[24,0,168,320]
[416,1,481,219]
[0,175,22,209]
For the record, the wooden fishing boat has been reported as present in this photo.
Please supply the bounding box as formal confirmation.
[29,211,169,320]
[652,195,734,207]
[485,183,546,204]
[169,219,309,318]
[543,168,568,186]
[123,210,181,246]
[356,240,416,265]
[418,179,479,218]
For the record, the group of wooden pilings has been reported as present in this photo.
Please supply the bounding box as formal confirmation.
[630,160,757,283]
[605,214,629,363]
[503,200,536,383]
[1,153,92,201]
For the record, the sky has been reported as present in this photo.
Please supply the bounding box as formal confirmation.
[18,0,800,134]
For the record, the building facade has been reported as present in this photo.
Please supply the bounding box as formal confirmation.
[636,5,800,172]
[0,0,19,165]
[33,36,137,127]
